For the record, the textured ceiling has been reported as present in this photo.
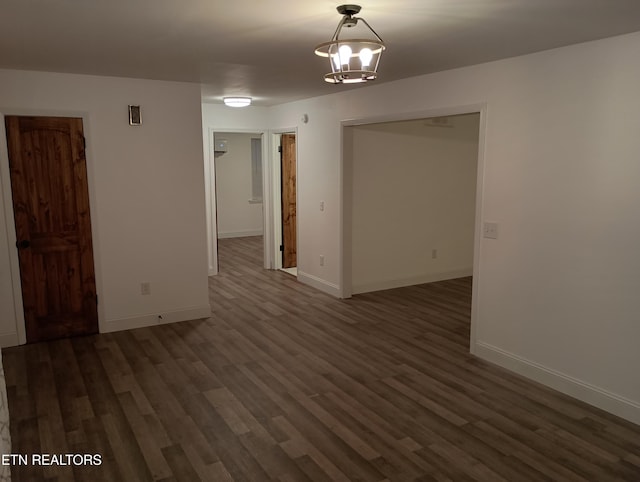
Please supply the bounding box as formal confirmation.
[2,0,640,106]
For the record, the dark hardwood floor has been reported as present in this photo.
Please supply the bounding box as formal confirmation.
[4,236,640,481]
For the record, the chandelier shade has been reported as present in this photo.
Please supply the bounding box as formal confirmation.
[314,5,385,84]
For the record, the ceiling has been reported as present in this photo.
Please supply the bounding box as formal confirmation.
[2,0,640,106]
[356,113,480,139]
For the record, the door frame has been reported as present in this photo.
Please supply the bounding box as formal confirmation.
[206,127,270,274]
[340,103,488,353]
[0,108,103,345]
[269,128,298,271]
[204,126,298,273]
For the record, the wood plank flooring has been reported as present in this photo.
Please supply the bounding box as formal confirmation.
[4,235,640,481]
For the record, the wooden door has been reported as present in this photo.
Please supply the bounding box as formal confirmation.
[281,134,297,268]
[6,116,98,343]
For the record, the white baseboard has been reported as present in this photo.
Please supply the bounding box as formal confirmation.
[474,341,640,426]
[101,304,211,334]
[352,268,472,295]
[217,230,263,239]
[0,333,19,348]
[297,271,341,298]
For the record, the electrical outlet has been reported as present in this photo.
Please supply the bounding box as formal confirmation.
[319,255,325,266]
[320,201,325,212]
[140,282,151,295]
[483,222,498,239]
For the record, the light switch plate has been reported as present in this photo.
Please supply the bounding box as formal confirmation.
[483,222,498,239]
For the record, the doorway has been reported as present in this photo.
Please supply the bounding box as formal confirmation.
[341,105,487,351]
[212,132,265,272]
[5,115,98,343]
[270,132,297,276]
[204,128,298,276]
[280,133,297,274]
[348,113,480,294]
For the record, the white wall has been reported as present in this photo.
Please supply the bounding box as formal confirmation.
[201,103,270,274]
[269,100,342,296]
[350,114,479,294]
[268,31,640,423]
[0,69,210,342]
[214,132,263,238]
[0,171,18,346]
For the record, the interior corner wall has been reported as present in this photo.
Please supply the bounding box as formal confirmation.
[350,115,479,294]
[0,169,18,346]
[200,103,270,275]
[268,31,640,424]
[0,69,210,343]
[215,132,263,238]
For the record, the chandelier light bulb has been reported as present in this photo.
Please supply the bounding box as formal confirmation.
[332,53,341,69]
[338,44,352,67]
[359,47,373,68]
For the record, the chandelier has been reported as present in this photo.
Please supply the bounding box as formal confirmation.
[314,5,385,84]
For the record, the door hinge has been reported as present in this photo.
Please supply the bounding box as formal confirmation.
[279,245,284,252]
[96,294,98,305]
[278,146,282,153]
[83,137,86,149]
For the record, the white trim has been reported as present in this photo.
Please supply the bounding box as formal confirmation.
[217,229,263,239]
[339,122,351,299]
[0,114,25,346]
[262,133,275,270]
[101,304,211,334]
[207,128,270,274]
[0,108,102,346]
[475,341,640,425]
[297,270,341,298]
[206,127,219,276]
[340,104,487,128]
[470,105,489,355]
[352,269,473,295]
[270,133,283,270]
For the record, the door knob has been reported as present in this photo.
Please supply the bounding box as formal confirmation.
[16,239,30,249]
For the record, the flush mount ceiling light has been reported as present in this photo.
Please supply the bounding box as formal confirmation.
[223,97,252,107]
[314,4,385,84]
